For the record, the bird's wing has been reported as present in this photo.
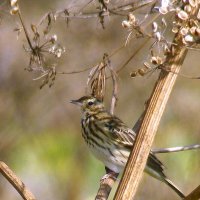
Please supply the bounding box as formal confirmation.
[95,113,166,178]
[147,152,166,177]
[106,118,165,174]
[98,115,136,147]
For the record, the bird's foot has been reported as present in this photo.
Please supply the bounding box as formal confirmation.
[100,167,119,182]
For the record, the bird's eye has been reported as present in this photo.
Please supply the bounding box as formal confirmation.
[88,101,94,106]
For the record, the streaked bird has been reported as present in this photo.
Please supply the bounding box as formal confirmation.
[70,96,185,198]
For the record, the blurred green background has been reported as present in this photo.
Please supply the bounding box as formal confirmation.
[0,0,199,199]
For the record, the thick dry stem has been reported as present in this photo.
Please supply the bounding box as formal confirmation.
[185,185,200,200]
[0,161,36,200]
[114,46,187,200]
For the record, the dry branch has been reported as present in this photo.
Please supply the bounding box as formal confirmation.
[0,161,36,200]
[95,176,117,200]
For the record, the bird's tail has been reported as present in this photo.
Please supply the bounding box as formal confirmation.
[164,178,185,199]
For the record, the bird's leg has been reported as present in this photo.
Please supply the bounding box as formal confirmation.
[100,167,119,182]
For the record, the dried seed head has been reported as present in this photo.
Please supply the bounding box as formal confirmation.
[130,71,138,78]
[154,32,161,41]
[122,20,131,28]
[196,28,200,36]
[183,34,194,44]
[152,22,158,33]
[10,0,18,7]
[161,0,170,8]
[180,27,189,36]
[184,5,192,13]
[143,62,151,69]
[151,56,163,65]
[50,34,57,43]
[172,26,179,33]
[163,44,171,55]
[128,13,135,22]
[104,0,109,4]
[161,18,167,27]
[188,0,198,7]
[10,6,19,15]
[159,7,168,14]
[177,10,189,21]
[197,8,200,20]
[31,24,37,33]
[190,26,197,35]
[138,68,146,76]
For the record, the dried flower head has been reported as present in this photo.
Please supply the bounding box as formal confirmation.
[87,54,118,114]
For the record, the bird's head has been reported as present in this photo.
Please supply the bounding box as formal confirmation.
[70,96,105,114]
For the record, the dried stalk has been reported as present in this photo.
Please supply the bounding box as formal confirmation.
[0,161,36,200]
[153,144,200,154]
[185,185,200,200]
[95,176,117,200]
[114,46,187,200]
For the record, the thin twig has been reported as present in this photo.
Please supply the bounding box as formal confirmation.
[57,65,93,75]
[116,38,149,74]
[56,0,156,19]
[95,177,117,200]
[18,11,34,51]
[0,161,36,200]
[152,144,200,154]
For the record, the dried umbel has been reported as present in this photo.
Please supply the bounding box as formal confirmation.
[33,66,57,89]
[173,0,200,46]
[10,0,66,88]
[122,13,145,45]
[122,13,137,28]
[177,10,189,20]
[87,54,118,114]
[130,0,200,80]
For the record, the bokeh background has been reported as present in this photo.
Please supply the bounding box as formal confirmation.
[0,0,200,199]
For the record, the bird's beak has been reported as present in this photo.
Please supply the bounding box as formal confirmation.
[70,99,82,106]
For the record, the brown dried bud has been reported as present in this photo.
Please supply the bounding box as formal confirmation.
[122,20,131,28]
[10,6,19,15]
[189,0,198,7]
[10,0,18,7]
[180,27,189,36]
[138,68,146,76]
[177,10,189,21]
[151,56,163,65]
[130,71,138,78]
[184,5,192,13]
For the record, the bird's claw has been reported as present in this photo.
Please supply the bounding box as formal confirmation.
[100,173,118,183]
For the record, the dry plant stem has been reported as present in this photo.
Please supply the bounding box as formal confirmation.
[17,11,33,51]
[185,185,200,200]
[95,176,117,200]
[0,161,36,200]
[153,144,200,154]
[114,45,188,199]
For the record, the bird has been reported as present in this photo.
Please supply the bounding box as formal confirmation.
[70,95,185,199]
